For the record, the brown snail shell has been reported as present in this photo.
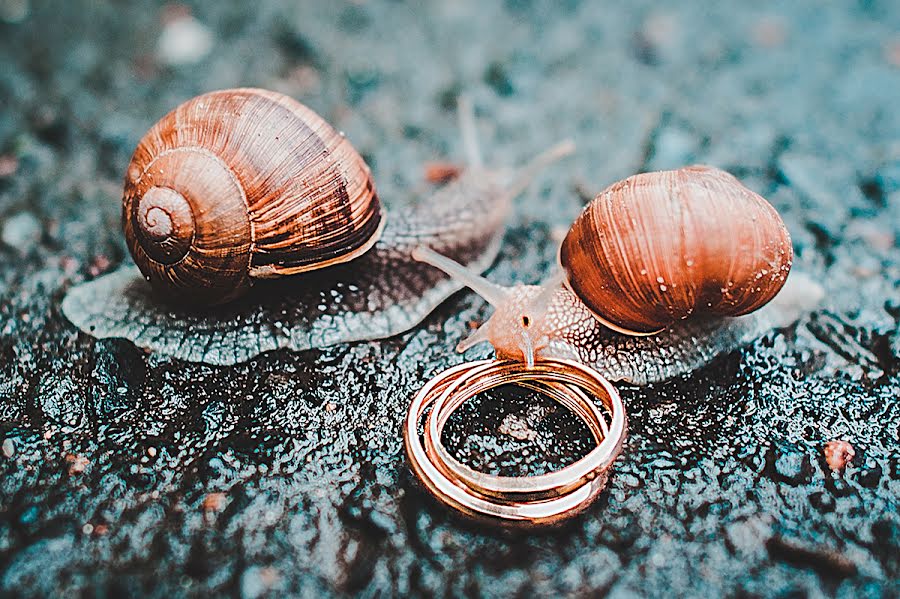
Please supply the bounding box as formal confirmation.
[124,88,383,304]
[559,165,793,335]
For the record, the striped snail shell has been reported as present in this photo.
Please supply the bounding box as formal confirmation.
[559,165,793,335]
[124,88,383,304]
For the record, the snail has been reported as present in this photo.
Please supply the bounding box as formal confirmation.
[62,88,574,364]
[413,165,823,385]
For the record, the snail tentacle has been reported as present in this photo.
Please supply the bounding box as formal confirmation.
[457,94,482,169]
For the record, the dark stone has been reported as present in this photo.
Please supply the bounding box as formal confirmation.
[773,451,813,486]
[765,536,858,580]
[484,62,515,97]
[344,66,380,106]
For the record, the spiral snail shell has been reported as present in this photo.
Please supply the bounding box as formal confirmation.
[414,165,818,385]
[124,88,383,304]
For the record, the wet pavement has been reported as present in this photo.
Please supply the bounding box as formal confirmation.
[1,1,898,596]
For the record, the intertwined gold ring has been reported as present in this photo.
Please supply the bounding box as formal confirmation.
[404,358,626,524]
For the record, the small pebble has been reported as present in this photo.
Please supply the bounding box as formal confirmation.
[0,0,29,24]
[633,11,679,65]
[241,566,281,599]
[1,212,42,251]
[824,440,855,472]
[2,438,15,458]
[156,13,213,66]
[88,254,112,277]
[886,37,900,68]
[423,161,463,184]
[285,65,321,94]
[852,266,876,279]
[499,414,538,442]
[60,256,79,276]
[66,454,90,475]
[751,16,787,48]
[483,62,514,97]
[202,492,227,512]
[641,12,681,46]
[0,154,18,177]
[641,12,679,49]
[774,451,811,485]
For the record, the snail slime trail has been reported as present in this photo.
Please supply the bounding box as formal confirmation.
[414,166,823,385]
[62,89,574,365]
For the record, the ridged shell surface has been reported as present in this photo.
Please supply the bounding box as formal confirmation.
[123,88,382,304]
[560,165,792,334]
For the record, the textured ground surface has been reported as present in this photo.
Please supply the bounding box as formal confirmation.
[1,1,899,597]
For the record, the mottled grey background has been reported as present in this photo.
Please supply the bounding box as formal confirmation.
[1,1,899,597]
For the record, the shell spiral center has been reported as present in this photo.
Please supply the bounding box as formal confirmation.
[134,186,195,265]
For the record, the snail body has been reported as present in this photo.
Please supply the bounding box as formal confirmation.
[414,166,817,384]
[62,91,573,364]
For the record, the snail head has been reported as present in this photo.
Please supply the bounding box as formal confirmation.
[412,247,559,368]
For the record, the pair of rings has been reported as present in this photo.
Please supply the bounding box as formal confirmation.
[404,358,627,524]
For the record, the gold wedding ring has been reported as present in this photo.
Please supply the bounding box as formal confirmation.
[404,358,626,524]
